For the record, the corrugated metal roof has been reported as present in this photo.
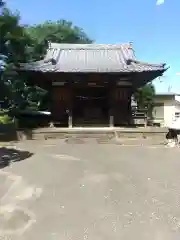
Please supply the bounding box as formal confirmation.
[20,43,167,73]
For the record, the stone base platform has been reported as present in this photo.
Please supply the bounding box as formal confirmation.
[17,127,168,142]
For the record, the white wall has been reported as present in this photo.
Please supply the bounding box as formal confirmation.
[153,96,180,127]
[175,95,180,102]
[163,100,175,126]
[153,103,164,119]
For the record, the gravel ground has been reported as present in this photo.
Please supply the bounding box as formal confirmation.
[0,139,180,239]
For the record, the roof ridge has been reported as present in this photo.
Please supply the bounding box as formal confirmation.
[48,42,132,50]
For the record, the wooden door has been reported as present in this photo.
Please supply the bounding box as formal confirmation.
[51,87,72,121]
[112,87,132,125]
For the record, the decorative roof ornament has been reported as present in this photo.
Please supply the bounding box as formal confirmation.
[156,0,165,5]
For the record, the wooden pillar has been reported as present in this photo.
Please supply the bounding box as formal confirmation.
[127,89,133,126]
[109,108,114,128]
[68,85,73,128]
[109,87,114,128]
[68,110,73,128]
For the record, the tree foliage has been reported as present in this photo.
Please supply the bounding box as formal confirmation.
[26,20,92,61]
[0,5,36,109]
[134,83,155,116]
[0,0,5,7]
[0,2,92,111]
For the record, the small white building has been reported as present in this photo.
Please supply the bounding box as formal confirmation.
[153,93,180,127]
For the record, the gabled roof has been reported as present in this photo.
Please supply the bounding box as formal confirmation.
[20,42,168,73]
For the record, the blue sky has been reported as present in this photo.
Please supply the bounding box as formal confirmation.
[7,0,180,93]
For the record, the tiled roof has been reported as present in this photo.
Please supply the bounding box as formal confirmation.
[156,92,180,96]
[20,43,167,73]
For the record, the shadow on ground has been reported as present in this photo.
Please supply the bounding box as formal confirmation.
[0,147,33,169]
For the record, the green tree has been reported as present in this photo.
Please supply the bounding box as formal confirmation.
[134,83,155,117]
[0,4,36,109]
[26,20,93,61]
[0,2,92,111]
[0,0,5,7]
[23,20,92,110]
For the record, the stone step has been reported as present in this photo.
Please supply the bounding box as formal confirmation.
[16,127,168,141]
[32,133,166,141]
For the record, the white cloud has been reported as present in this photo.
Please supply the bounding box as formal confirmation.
[156,0,165,5]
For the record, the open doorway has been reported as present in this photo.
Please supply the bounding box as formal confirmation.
[73,87,109,126]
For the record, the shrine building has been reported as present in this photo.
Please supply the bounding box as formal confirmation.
[19,42,168,127]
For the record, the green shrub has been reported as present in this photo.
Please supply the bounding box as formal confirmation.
[0,110,13,124]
